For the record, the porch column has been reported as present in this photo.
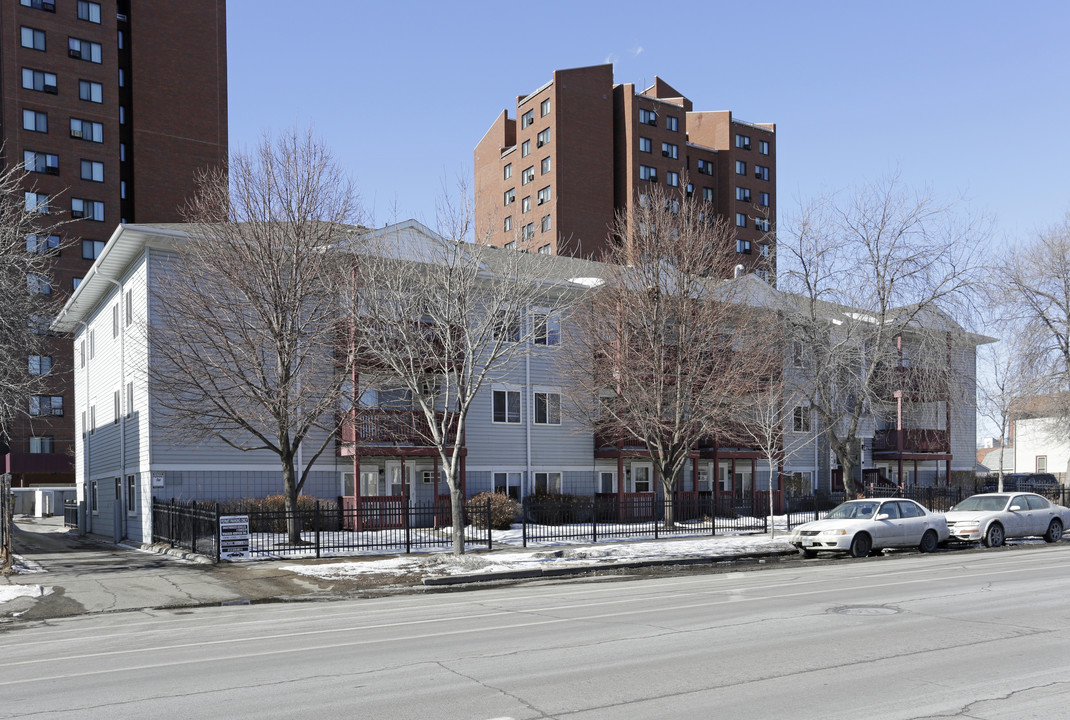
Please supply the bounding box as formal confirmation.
[617,455,624,501]
[731,458,737,496]
[946,458,951,487]
[401,456,407,501]
[751,458,757,493]
[692,457,699,493]
[913,459,918,485]
[898,456,904,489]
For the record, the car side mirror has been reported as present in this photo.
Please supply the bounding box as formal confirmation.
[1009,505,1022,512]
[949,505,955,511]
[875,513,889,521]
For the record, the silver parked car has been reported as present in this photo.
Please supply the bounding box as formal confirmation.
[945,493,1070,547]
[789,499,950,558]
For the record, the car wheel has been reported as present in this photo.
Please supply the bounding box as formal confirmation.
[918,530,938,553]
[984,523,1005,548]
[848,533,872,558]
[801,548,818,559]
[1044,519,1063,543]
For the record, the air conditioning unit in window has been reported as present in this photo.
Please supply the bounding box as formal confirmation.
[71,210,84,219]
[44,84,57,94]
[42,0,55,10]
[649,113,658,125]
[45,166,58,176]
[662,150,669,157]
[71,129,83,138]
[537,140,544,148]
[649,171,657,181]
[69,49,82,59]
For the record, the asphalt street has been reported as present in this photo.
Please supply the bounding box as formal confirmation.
[3,541,1070,719]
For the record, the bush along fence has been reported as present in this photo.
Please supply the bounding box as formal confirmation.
[151,496,493,561]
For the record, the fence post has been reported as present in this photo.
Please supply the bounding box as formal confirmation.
[486,498,492,550]
[653,497,659,540]
[404,499,411,554]
[169,498,175,548]
[592,497,598,544]
[522,502,528,548]
[315,500,321,559]
[215,503,221,563]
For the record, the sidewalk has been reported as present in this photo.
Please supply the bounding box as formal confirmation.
[1,516,798,621]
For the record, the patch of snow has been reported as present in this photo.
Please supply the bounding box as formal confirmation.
[0,584,50,604]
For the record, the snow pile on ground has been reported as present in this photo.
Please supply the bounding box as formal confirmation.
[282,534,795,581]
[0,584,50,604]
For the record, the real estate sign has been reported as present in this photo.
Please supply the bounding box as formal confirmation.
[219,515,250,560]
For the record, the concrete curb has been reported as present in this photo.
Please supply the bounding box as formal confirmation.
[421,548,799,586]
[123,541,215,565]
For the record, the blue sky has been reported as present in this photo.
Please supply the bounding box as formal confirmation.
[228,0,1070,245]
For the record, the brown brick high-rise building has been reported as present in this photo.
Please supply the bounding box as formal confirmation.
[1,0,227,486]
[474,64,775,273]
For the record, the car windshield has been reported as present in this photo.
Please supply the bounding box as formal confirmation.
[953,495,1009,512]
[825,501,880,520]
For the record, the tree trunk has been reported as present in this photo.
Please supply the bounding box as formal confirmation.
[451,485,465,555]
[282,457,302,544]
[840,457,856,497]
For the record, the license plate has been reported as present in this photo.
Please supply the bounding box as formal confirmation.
[801,539,815,546]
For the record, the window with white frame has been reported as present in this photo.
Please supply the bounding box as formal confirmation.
[534,472,561,494]
[754,217,771,232]
[1037,456,1048,473]
[127,381,134,417]
[538,243,551,254]
[113,389,120,424]
[537,186,550,205]
[522,196,531,213]
[522,166,534,185]
[533,390,561,425]
[492,387,521,423]
[503,215,512,233]
[631,464,652,492]
[523,222,534,240]
[126,474,136,513]
[91,480,98,513]
[521,109,534,129]
[503,163,512,180]
[532,311,559,345]
[503,188,515,206]
[541,156,551,174]
[793,406,811,432]
[25,192,49,214]
[736,239,751,254]
[493,472,522,500]
[540,214,551,233]
[599,471,616,494]
[536,128,550,147]
[540,98,550,116]
[521,140,530,157]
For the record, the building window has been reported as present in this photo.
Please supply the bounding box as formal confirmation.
[685,183,694,197]
[521,140,530,157]
[735,212,747,228]
[80,159,104,182]
[541,156,551,175]
[661,142,678,159]
[78,1,101,22]
[89,329,95,358]
[126,475,136,512]
[503,216,512,232]
[521,109,534,129]
[793,406,811,432]
[78,79,103,102]
[639,137,652,153]
[759,243,770,257]
[20,26,46,51]
[538,243,551,254]
[736,187,751,202]
[666,116,679,132]
[737,239,752,254]
[21,0,56,12]
[503,241,515,250]
[666,171,679,187]
[534,472,562,494]
[69,37,102,63]
[492,389,521,423]
[127,381,134,417]
[697,158,715,176]
[493,472,522,500]
[503,163,512,180]
[537,186,551,205]
[755,165,770,181]
[534,391,561,425]
[112,302,119,337]
[702,187,714,202]
[792,340,805,367]
[113,389,121,423]
[639,108,657,126]
[90,480,98,514]
[522,166,534,185]
[71,118,103,142]
[755,217,771,232]
[1037,456,1048,473]
[28,355,52,375]
[536,128,550,147]
[23,150,58,175]
[125,289,133,326]
[759,192,770,207]
[639,165,657,182]
[756,268,769,282]
[735,134,751,150]
[504,188,515,206]
[493,311,520,342]
[759,140,770,155]
[72,277,83,291]
[522,196,531,213]
[22,109,48,133]
[523,222,534,241]
[533,312,559,346]
[72,198,105,221]
[29,395,63,416]
[22,68,57,94]
[25,192,50,214]
[735,160,747,175]
[27,274,51,295]
[541,214,551,233]
[26,234,59,254]
[29,436,54,454]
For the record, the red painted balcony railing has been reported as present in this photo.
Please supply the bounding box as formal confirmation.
[339,409,460,447]
[871,428,950,454]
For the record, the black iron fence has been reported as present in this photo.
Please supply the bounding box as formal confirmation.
[0,474,11,570]
[63,500,79,528]
[151,497,492,561]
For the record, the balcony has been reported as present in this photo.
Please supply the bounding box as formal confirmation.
[4,452,73,475]
[871,429,949,454]
[339,409,459,448]
[873,365,947,401]
[594,423,762,453]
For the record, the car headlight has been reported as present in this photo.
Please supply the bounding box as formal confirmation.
[954,521,980,529]
[819,529,847,536]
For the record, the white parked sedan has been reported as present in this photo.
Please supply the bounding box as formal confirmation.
[945,493,1070,547]
[790,499,950,558]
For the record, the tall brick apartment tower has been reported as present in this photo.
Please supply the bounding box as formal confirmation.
[1,0,228,486]
[474,64,775,273]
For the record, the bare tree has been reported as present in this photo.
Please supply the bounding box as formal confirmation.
[779,174,982,494]
[0,159,65,446]
[148,130,362,543]
[976,340,1029,490]
[561,183,777,526]
[346,190,572,555]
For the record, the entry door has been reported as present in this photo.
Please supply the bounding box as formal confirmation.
[599,471,617,494]
[386,463,415,506]
[630,464,652,493]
